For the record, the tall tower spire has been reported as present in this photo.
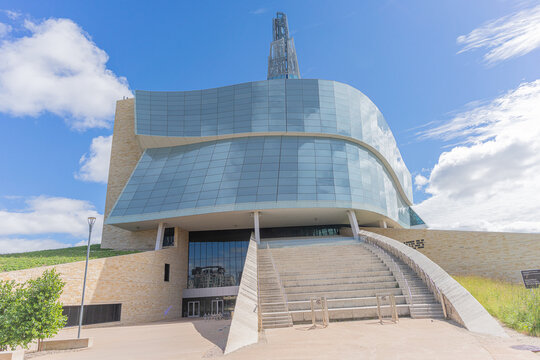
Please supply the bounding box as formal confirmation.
[267,12,301,80]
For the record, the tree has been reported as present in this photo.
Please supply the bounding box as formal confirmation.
[0,269,66,352]
[23,269,67,351]
[0,280,20,351]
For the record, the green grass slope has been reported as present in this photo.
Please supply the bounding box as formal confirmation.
[455,275,540,337]
[0,245,140,272]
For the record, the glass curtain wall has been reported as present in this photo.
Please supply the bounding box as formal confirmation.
[187,230,250,289]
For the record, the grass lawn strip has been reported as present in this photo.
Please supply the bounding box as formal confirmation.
[455,275,540,337]
[0,245,140,272]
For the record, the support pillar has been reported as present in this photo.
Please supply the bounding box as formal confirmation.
[378,220,388,229]
[155,222,165,250]
[253,211,261,244]
[347,210,360,240]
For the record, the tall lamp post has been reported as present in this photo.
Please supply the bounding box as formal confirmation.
[78,216,96,339]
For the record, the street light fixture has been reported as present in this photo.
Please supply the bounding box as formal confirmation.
[78,216,96,339]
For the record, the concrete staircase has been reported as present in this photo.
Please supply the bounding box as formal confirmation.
[258,249,293,329]
[362,242,445,319]
[257,237,444,328]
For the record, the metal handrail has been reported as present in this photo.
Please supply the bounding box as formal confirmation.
[389,256,414,311]
[253,235,263,331]
[265,243,291,322]
[362,234,447,319]
[362,239,414,313]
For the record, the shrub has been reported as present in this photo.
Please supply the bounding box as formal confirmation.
[0,281,25,351]
[0,269,66,351]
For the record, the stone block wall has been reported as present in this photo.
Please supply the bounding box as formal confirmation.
[0,230,189,325]
[361,227,540,283]
[101,98,152,250]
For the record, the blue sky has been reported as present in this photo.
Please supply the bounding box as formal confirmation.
[1,0,540,252]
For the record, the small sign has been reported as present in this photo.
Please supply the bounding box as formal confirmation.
[521,269,540,289]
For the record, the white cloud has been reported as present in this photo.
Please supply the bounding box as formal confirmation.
[414,174,428,190]
[250,8,268,15]
[0,195,103,240]
[0,17,132,130]
[0,238,70,254]
[75,135,112,183]
[457,4,540,64]
[414,80,540,233]
[1,10,21,20]
[0,22,11,37]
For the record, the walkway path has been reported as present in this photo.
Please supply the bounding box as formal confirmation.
[28,318,538,360]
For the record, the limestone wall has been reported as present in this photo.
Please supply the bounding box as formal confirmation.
[0,230,189,325]
[361,227,540,283]
[101,98,153,250]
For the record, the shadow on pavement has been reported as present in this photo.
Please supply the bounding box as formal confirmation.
[192,319,231,350]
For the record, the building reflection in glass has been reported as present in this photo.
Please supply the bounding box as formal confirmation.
[187,230,250,289]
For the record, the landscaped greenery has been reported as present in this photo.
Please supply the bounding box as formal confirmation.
[455,275,540,336]
[0,269,66,351]
[0,245,140,273]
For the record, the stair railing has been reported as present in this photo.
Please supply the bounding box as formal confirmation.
[255,238,263,331]
[265,243,292,325]
[362,233,448,319]
[361,240,415,315]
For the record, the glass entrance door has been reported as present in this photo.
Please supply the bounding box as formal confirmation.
[211,299,223,315]
[187,301,200,317]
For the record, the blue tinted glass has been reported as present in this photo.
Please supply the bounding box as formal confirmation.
[109,134,413,228]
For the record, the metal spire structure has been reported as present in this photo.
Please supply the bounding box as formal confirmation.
[267,12,301,80]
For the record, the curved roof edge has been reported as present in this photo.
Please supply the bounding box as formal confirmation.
[106,201,411,229]
[135,132,413,206]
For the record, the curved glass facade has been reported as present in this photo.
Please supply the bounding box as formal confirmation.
[135,79,412,200]
[107,136,411,227]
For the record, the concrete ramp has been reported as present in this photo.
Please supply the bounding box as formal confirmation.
[224,237,259,354]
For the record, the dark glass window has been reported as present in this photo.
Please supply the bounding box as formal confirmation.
[62,304,121,327]
[187,229,251,289]
[409,208,426,226]
[260,225,345,239]
[164,263,170,282]
[163,227,175,247]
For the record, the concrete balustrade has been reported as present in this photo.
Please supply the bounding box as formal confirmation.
[359,230,508,338]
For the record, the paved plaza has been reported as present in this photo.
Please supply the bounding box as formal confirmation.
[26,318,539,360]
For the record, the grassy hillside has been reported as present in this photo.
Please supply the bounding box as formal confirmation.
[455,275,540,336]
[0,245,140,272]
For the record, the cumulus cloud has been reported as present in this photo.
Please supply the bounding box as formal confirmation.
[0,195,103,241]
[457,4,540,64]
[0,22,11,37]
[75,135,112,183]
[414,80,540,232]
[0,17,132,129]
[414,174,428,190]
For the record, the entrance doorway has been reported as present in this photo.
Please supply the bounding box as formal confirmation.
[211,299,223,315]
[187,301,200,317]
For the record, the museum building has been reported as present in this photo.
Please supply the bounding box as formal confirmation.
[101,12,425,318]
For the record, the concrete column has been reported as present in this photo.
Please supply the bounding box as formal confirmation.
[173,227,180,247]
[155,222,165,250]
[252,211,260,244]
[378,220,388,229]
[347,210,360,240]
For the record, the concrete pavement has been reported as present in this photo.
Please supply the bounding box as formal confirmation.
[26,318,539,360]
